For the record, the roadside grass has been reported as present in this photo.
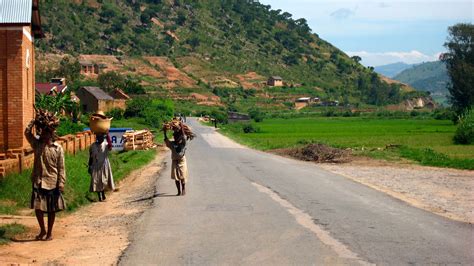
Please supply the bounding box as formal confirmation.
[0,149,156,215]
[0,223,26,245]
[220,117,474,170]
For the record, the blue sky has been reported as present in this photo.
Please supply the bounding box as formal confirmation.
[260,0,473,66]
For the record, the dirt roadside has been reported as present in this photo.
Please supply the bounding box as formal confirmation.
[0,147,167,265]
[319,158,474,224]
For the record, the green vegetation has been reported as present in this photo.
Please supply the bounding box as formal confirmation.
[453,109,474,144]
[220,117,474,169]
[0,223,26,245]
[37,0,411,106]
[440,23,474,115]
[393,61,450,102]
[0,149,156,215]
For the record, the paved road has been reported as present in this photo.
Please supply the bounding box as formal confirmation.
[120,118,473,265]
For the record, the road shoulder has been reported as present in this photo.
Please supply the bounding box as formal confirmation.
[0,147,167,265]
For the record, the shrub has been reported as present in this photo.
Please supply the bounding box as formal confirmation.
[453,109,474,144]
[432,108,457,121]
[249,108,265,122]
[124,98,150,118]
[242,123,260,133]
[57,118,85,136]
[211,110,228,124]
[106,108,125,120]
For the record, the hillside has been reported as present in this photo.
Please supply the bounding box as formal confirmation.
[393,61,450,103]
[375,62,413,78]
[35,0,414,108]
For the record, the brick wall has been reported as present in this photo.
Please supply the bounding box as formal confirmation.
[0,30,6,153]
[0,130,96,178]
[0,26,35,153]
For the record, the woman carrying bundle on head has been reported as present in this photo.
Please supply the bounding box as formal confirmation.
[25,109,66,241]
[163,119,195,196]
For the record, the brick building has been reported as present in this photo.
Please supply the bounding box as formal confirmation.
[267,76,283,87]
[0,0,44,176]
[76,86,127,114]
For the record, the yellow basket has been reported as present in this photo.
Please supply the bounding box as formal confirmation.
[89,116,113,134]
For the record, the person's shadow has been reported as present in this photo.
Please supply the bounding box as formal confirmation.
[128,192,178,203]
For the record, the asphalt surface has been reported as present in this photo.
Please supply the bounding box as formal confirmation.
[120,118,473,265]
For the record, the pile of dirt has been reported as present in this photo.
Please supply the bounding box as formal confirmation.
[275,143,352,163]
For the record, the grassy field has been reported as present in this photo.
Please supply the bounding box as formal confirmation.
[221,117,474,169]
[0,149,156,215]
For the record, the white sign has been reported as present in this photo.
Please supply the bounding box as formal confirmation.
[108,128,132,151]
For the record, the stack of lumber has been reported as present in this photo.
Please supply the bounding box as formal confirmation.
[123,130,156,151]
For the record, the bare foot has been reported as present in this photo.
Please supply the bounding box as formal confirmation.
[181,190,186,196]
[35,231,46,241]
[44,235,53,241]
[176,192,181,196]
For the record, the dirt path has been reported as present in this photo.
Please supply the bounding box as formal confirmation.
[319,158,474,224]
[0,148,166,265]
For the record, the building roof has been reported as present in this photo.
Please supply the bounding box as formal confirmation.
[110,88,130,100]
[81,87,114,100]
[35,83,67,94]
[79,60,93,66]
[0,0,43,38]
[270,76,282,80]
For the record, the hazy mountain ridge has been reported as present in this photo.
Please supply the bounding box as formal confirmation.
[375,62,413,78]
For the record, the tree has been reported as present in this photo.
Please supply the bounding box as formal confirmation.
[440,23,474,115]
[351,55,362,63]
[98,71,125,92]
[56,56,81,84]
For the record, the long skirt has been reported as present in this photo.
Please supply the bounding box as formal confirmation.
[171,157,188,184]
[31,187,66,213]
[90,159,115,192]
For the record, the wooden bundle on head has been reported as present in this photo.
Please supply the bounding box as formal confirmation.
[34,108,60,134]
[162,120,195,140]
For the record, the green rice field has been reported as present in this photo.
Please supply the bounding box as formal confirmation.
[221,117,474,169]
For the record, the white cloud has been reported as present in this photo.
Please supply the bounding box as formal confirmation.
[330,8,355,20]
[346,50,442,66]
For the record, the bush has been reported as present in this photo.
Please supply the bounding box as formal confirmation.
[106,108,125,120]
[249,108,265,122]
[124,98,150,118]
[211,110,228,124]
[453,109,474,144]
[242,123,260,133]
[56,118,85,136]
[433,108,456,121]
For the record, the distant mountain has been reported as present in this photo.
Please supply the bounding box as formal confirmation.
[393,61,450,104]
[375,62,413,78]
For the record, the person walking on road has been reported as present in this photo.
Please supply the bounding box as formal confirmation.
[164,121,189,196]
[88,133,115,202]
[25,112,66,241]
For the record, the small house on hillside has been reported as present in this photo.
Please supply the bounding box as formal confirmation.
[267,76,283,87]
[36,78,67,95]
[77,86,127,113]
[79,60,105,76]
